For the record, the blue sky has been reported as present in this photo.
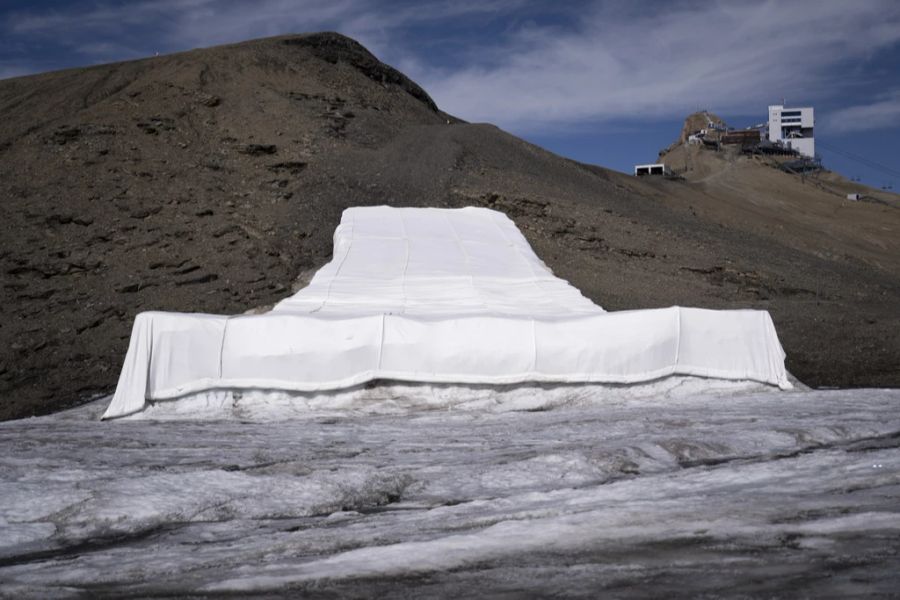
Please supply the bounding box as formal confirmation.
[2,0,899,188]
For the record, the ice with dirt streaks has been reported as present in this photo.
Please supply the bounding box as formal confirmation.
[1,384,899,598]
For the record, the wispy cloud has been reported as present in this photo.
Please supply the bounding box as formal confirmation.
[415,1,900,132]
[2,0,899,131]
[2,0,520,63]
[5,0,366,62]
[822,89,900,133]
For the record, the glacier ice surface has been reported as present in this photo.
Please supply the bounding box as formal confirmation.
[1,383,899,597]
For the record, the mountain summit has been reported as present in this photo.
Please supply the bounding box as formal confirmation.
[1,33,898,419]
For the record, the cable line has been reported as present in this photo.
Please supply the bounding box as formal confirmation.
[816,140,900,179]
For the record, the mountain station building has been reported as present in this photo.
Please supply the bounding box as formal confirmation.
[767,105,815,158]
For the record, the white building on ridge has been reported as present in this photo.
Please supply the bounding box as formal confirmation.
[633,163,672,176]
[768,105,814,158]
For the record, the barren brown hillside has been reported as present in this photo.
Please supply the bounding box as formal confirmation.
[1,33,898,420]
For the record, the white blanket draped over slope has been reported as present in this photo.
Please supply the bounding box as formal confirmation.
[102,206,790,419]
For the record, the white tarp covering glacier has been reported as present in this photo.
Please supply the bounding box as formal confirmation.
[103,206,790,419]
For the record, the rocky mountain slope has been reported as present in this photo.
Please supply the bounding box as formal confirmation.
[1,33,898,420]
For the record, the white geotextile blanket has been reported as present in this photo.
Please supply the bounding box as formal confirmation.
[102,206,790,419]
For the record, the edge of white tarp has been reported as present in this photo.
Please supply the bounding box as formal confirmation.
[101,307,791,420]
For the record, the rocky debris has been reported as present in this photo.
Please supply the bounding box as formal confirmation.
[6,260,103,279]
[267,161,307,175]
[116,283,143,293]
[149,259,190,270]
[282,32,438,112]
[201,158,230,171]
[287,92,358,137]
[679,266,818,299]
[212,225,242,238]
[136,117,175,135]
[477,192,549,219]
[175,273,218,286]
[174,264,201,275]
[48,126,81,145]
[129,206,162,219]
[239,144,277,156]
[288,91,325,102]
[319,95,355,137]
[472,192,662,258]
[46,123,116,145]
[325,112,352,137]
[45,213,93,226]
[196,92,221,107]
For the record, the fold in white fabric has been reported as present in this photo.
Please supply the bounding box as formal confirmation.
[103,207,790,419]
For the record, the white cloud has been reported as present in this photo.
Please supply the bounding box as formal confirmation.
[2,0,407,79]
[2,0,899,132]
[3,0,519,57]
[415,1,900,132]
[822,90,900,133]
[160,0,364,50]
[6,0,364,49]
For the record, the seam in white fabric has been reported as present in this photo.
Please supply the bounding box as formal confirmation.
[399,212,411,315]
[673,306,682,367]
[312,212,355,313]
[443,212,490,312]
[217,317,231,380]
[377,312,386,370]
